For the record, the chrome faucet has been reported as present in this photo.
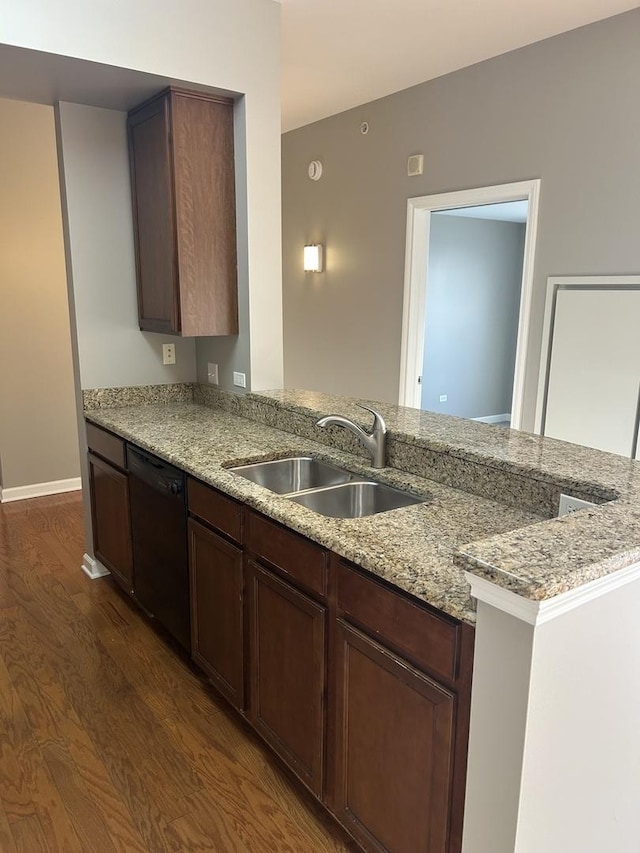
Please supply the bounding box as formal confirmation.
[316,405,387,468]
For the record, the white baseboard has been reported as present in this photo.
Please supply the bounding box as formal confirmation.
[0,477,82,503]
[472,413,511,425]
[81,553,110,579]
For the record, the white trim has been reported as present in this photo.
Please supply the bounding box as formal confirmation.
[399,179,541,430]
[81,553,110,579]
[465,572,542,624]
[472,413,511,425]
[535,275,640,434]
[465,559,640,625]
[398,200,430,407]
[0,477,82,503]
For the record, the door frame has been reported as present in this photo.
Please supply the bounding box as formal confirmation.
[398,179,541,429]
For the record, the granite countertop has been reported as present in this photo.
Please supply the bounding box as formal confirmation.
[85,402,546,625]
[249,390,640,603]
[84,386,640,626]
[251,389,637,499]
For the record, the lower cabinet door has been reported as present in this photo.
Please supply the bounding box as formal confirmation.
[189,519,244,710]
[88,452,133,589]
[333,619,455,853]
[247,559,326,797]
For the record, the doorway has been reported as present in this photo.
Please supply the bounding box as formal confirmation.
[398,180,540,429]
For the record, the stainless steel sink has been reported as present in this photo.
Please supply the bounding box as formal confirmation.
[228,455,428,518]
[228,456,357,494]
[287,481,427,518]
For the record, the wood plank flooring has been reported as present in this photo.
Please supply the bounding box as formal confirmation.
[0,493,357,852]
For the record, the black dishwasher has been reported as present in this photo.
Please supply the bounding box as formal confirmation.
[127,445,190,653]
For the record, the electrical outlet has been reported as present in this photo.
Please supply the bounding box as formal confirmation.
[162,343,176,365]
[558,494,598,517]
[207,363,219,385]
[439,394,448,403]
[233,371,246,388]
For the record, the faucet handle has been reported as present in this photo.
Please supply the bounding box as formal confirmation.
[358,404,387,434]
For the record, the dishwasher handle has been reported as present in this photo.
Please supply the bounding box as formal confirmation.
[127,445,185,499]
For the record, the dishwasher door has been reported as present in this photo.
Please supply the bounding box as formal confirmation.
[127,445,190,652]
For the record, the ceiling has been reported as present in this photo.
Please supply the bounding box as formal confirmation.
[436,201,528,224]
[280,0,639,132]
[0,44,241,113]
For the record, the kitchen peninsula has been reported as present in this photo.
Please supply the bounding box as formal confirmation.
[84,384,640,853]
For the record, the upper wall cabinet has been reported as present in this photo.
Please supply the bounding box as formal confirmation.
[127,88,238,337]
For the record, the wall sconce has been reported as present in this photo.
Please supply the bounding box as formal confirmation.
[303,244,324,273]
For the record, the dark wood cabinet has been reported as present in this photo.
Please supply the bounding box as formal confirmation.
[87,451,133,590]
[189,518,244,710]
[247,559,327,797]
[331,559,474,853]
[245,511,328,599]
[127,87,238,337]
[85,446,475,853]
[86,422,127,469]
[187,478,245,708]
[188,477,243,544]
[333,619,455,853]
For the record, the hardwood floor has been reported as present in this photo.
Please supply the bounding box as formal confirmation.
[0,493,358,852]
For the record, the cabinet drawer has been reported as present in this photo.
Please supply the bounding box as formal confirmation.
[188,477,242,544]
[336,559,459,683]
[86,422,126,470]
[245,512,327,599]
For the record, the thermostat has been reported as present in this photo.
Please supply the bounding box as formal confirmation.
[407,154,424,177]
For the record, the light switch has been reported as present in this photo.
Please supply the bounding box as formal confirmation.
[233,371,246,388]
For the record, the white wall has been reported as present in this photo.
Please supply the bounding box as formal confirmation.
[0,97,79,491]
[464,571,640,853]
[1,0,283,393]
[462,603,534,853]
[515,578,640,852]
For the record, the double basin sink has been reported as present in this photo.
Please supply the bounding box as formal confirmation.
[228,456,427,519]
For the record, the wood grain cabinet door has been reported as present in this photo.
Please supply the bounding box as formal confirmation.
[333,620,455,853]
[171,91,238,337]
[127,88,238,337]
[88,453,133,590]
[189,519,244,711]
[127,93,178,334]
[247,559,326,797]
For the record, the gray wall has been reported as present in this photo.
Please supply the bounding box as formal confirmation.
[0,98,80,490]
[281,8,640,429]
[55,102,198,391]
[421,215,525,419]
